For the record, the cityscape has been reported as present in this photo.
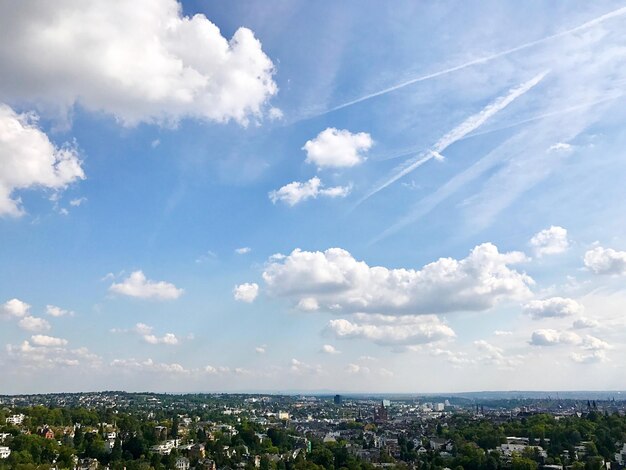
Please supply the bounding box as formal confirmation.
[2,0,626,469]
[1,392,626,469]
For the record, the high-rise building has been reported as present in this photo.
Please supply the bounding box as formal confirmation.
[334,394,342,405]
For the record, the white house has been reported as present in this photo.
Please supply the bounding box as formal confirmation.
[0,446,11,459]
[175,457,190,470]
[6,414,25,425]
[615,443,626,465]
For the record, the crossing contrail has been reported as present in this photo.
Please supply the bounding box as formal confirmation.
[322,6,626,115]
[374,92,625,163]
[356,70,548,205]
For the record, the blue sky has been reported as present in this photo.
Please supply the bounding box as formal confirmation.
[1,0,626,393]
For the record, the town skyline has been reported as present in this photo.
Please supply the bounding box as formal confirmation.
[2,0,626,394]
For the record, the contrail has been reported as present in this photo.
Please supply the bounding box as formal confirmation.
[356,70,548,205]
[371,91,625,244]
[374,92,625,162]
[323,6,626,115]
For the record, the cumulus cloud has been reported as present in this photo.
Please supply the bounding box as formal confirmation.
[0,0,277,126]
[523,297,583,319]
[571,350,607,364]
[263,243,533,315]
[474,340,523,369]
[6,340,100,369]
[233,282,259,303]
[111,358,189,374]
[235,247,251,255]
[0,104,84,216]
[493,330,513,336]
[346,363,370,375]
[109,270,183,300]
[584,246,626,275]
[268,177,351,206]
[1,298,30,318]
[548,142,574,153]
[529,329,580,346]
[303,128,373,169]
[143,333,179,345]
[320,344,341,354]
[429,348,474,365]
[529,226,569,257]
[255,345,266,354]
[113,322,180,345]
[297,297,320,311]
[529,330,610,352]
[31,335,68,347]
[572,317,599,329]
[290,358,323,375]
[205,365,231,374]
[327,314,455,346]
[18,316,51,332]
[45,305,74,317]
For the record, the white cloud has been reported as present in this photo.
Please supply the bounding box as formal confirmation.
[297,297,320,311]
[109,270,183,300]
[269,177,351,206]
[572,317,599,329]
[6,340,100,369]
[195,250,217,263]
[530,329,612,356]
[31,335,68,347]
[529,329,580,346]
[290,358,323,375]
[113,322,180,345]
[143,333,179,345]
[327,314,455,346]
[581,335,611,351]
[263,243,533,315]
[571,350,607,364]
[0,0,277,126]
[429,348,474,365]
[233,282,259,303]
[320,344,341,354]
[529,226,569,257]
[69,197,87,207]
[548,142,574,153]
[18,316,51,332]
[134,323,153,336]
[255,345,266,354]
[303,128,373,169]
[45,305,74,317]
[346,363,370,375]
[111,358,189,374]
[205,365,231,374]
[0,104,85,216]
[584,246,626,275]
[523,297,583,319]
[473,340,523,369]
[235,247,251,255]
[268,107,284,121]
[493,330,513,336]
[1,298,30,318]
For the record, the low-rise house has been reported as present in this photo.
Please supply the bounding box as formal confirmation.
[6,414,25,425]
[197,459,217,470]
[0,446,11,459]
[175,457,190,470]
[615,443,626,466]
[76,457,99,470]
